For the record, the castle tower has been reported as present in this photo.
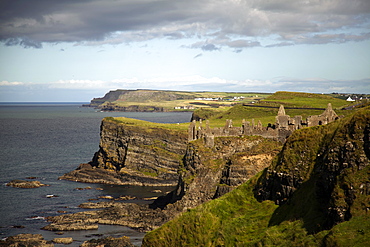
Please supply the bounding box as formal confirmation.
[188,120,196,141]
[278,104,286,116]
[206,120,211,135]
[276,105,289,129]
[320,103,338,123]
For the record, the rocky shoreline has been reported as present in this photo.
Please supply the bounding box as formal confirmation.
[0,233,134,247]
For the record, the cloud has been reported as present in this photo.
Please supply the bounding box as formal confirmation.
[1,76,369,102]
[193,53,203,59]
[269,77,370,93]
[1,77,369,99]
[0,81,24,86]
[188,38,260,52]
[4,37,42,48]
[201,43,220,51]
[0,0,369,49]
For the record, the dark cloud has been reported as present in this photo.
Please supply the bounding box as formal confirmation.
[0,0,369,49]
[201,43,220,51]
[4,37,42,48]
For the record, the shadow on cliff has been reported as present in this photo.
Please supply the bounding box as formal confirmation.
[264,171,337,234]
[149,179,186,210]
[255,106,370,234]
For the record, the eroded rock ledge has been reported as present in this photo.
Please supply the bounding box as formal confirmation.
[0,234,53,247]
[60,118,188,186]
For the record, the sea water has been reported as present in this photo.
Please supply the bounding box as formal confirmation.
[0,103,192,246]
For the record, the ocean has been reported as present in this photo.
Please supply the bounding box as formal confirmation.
[0,103,192,246]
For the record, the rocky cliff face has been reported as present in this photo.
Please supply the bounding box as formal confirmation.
[99,104,166,112]
[60,118,188,186]
[150,136,281,210]
[255,106,370,232]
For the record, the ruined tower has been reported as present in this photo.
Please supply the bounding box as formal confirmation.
[276,105,289,129]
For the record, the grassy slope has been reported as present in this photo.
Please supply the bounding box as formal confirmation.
[259,91,350,108]
[143,172,339,247]
[105,117,189,132]
[143,176,279,247]
[144,175,369,246]
[143,107,370,246]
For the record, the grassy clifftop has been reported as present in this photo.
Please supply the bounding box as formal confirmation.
[143,106,370,246]
[259,91,348,108]
[105,116,190,132]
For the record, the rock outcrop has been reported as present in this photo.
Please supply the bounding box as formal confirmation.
[81,236,134,247]
[52,237,73,244]
[6,179,49,188]
[0,234,54,247]
[60,117,188,186]
[151,136,281,210]
[99,104,165,112]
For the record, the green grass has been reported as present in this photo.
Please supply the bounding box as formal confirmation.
[105,116,190,132]
[259,91,350,109]
[143,175,279,247]
[322,216,370,247]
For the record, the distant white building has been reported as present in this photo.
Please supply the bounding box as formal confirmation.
[346,97,355,102]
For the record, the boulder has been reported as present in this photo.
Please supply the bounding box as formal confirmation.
[6,179,49,188]
[81,236,134,247]
[0,234,54,247]
[52,237,73,244]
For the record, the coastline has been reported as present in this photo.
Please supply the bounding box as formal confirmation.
[0,104,192,246]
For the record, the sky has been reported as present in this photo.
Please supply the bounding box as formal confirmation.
[0,0,369,102]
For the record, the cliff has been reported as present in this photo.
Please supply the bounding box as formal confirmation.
[150,136,281,210]
[142,106,370,246]
[98,103,166,112]
[84,89,194,109]
[60,117,188,186]
[255,105,370,233]
[48,134,281,232]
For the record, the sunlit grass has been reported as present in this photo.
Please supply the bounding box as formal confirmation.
[106,117,189,131]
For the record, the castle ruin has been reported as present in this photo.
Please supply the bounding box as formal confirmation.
[188,103,339,146]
